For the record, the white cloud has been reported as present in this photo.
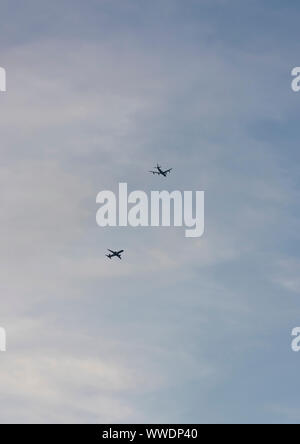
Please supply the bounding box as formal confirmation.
[0,4,298,423]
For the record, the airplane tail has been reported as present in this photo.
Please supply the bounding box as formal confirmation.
[106,254,112,259]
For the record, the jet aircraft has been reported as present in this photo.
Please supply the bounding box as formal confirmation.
[149,164,173,177]
[106,249,124,260]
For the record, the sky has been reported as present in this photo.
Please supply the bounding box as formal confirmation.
[0,0,300,424]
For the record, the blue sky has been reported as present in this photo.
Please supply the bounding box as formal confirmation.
[0,0,300,424]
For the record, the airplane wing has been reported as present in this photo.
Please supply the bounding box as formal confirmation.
[164,168,172,174]
[149,170,159,175]
[108,249,115,254]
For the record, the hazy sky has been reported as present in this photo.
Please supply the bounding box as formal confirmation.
[1,0,300,424]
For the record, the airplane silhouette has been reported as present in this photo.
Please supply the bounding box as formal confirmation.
[149,163,173,177]
[106,249,124,260]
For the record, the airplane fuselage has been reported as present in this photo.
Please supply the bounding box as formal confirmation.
[106,249,124,260]
[157,167,167,176]
[149,164,172,177]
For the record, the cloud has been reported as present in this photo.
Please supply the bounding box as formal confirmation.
[0,0,299,424]
[272,259,300,294]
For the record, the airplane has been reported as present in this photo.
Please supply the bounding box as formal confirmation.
[106,249,124,260]
[149,163,173,177]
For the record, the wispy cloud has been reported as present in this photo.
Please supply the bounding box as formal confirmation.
[0,0,300,424]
